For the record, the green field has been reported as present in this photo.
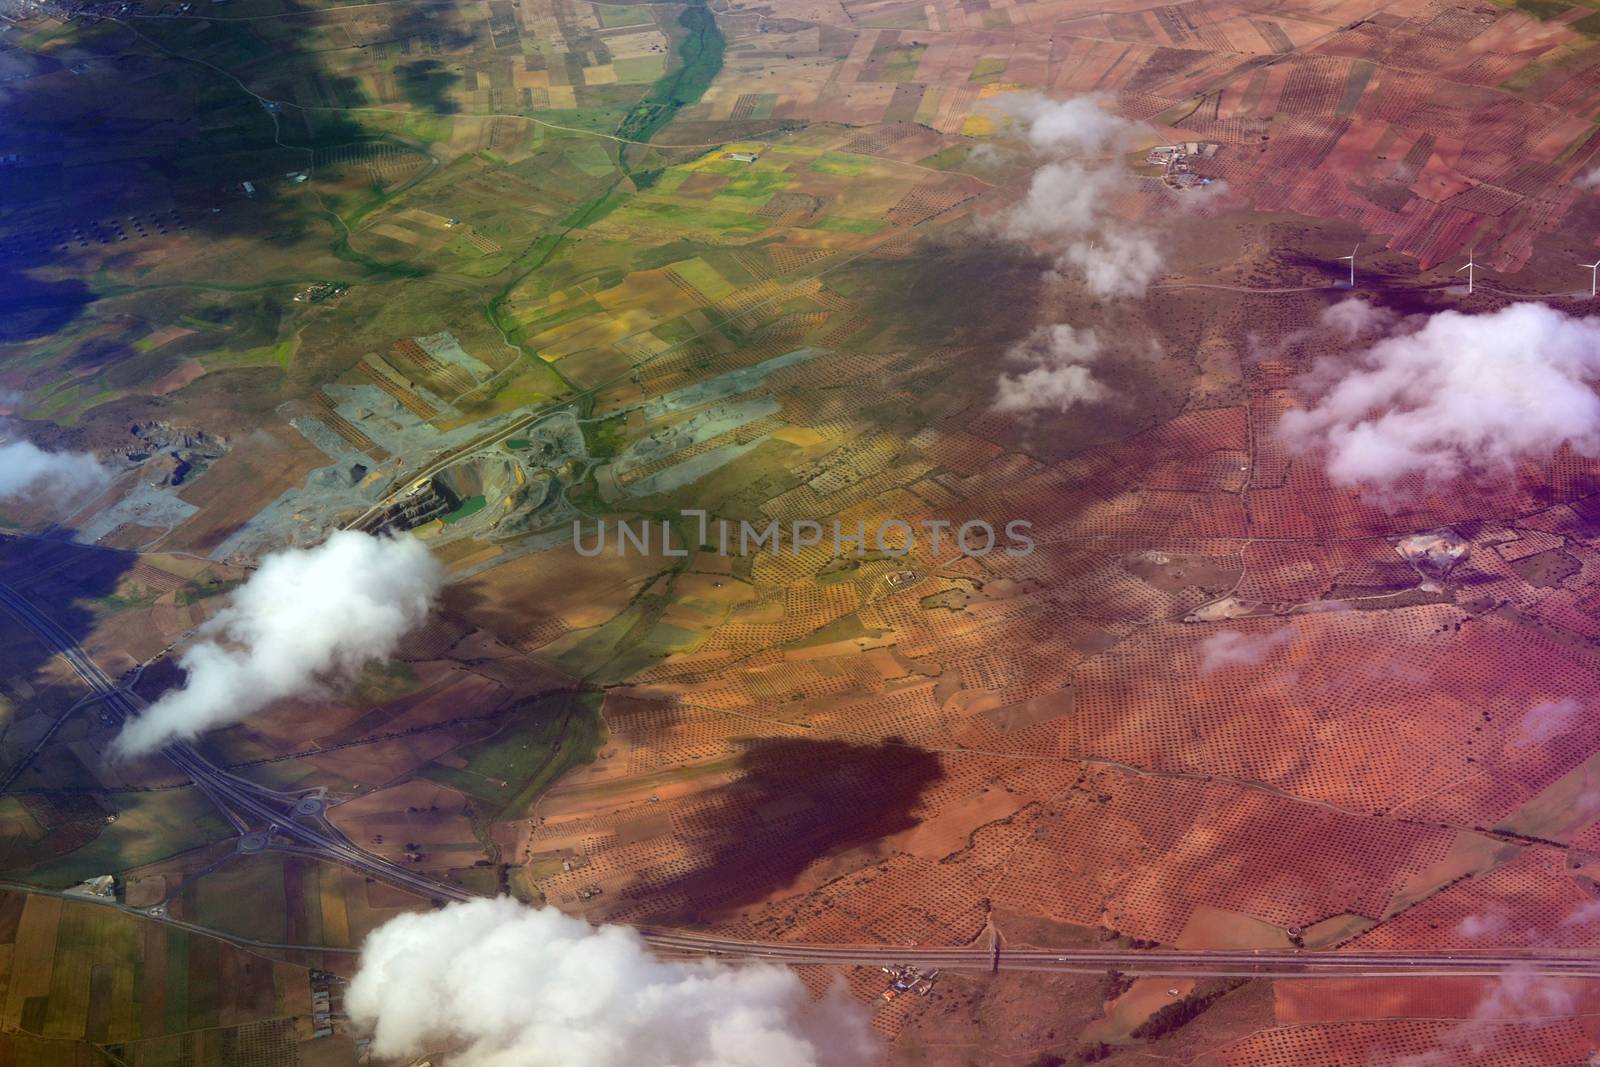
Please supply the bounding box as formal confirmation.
[0,890,307,1048]
[971,56,1008,82]
[6,790,233,889]
[421,692,605,820]
[616,0,726,181]
[599,4,657,27]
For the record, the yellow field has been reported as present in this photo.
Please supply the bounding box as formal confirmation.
[0,891,310,1045]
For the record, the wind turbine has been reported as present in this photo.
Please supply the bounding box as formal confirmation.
[1456,249,1476,295]
[1337,242,1359,288]
[1584,258,1600,298]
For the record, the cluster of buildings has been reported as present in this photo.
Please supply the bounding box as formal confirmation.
[1146,142,1220,189]
[878,964,938,1003]
[69,874,117,899]
[884,568,920,590]
[293,282,349,305]
[309,971,338,1039]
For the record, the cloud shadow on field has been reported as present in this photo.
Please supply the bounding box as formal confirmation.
[0,0,482,352]
[623,735,943,922]
[396,60,462,115]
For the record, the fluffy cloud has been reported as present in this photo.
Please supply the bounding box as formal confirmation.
[1278,303,1600,489]
[1318,294,1395,340]
[987,96,1168,412]
[992,95,1164,300]
[112,531,443,757]
[0,435,110,504]
[965,142,1004,167]
[994,323,1110,413]
[1060,231,1163,301]
[1006,92,1135,155]
[346,897,876,1067]
[1197,627,1291,675]
[1576,167,1600,190]
[1000,160,1116,243]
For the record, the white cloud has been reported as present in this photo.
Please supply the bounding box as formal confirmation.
[1576,168,1600,190]
[1318,295,1395,340]
[994,363,1106,413]
[111,531,443,757]
[1516,698,1583,748]
[1005,92,1134,156]
[1278,303,1600,489]
[346,897,877,1067]
[1572,789,1600,824]
[1197,627,1291,675]
[0,436,110,504]
[1061,230,1163,300]
[989,95,1165,300]
[999,160,1116,243]
[985,96,1172,410]
[994,323,1111,413]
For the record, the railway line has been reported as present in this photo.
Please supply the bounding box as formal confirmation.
[6,577,1600,979]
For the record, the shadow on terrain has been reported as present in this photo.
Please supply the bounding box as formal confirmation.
[397,59,462,115]
[0,533,138,785]
[0,0,476,358]
[1273,250,1492,317]
[0,23,325,363]
[629,736,943,921]
[0,46,98,343]
[890,238,1047,349]
[0,533,138,865]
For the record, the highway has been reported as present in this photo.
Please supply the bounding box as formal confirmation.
[7,576,1600,979]
[0,579,477,907]
[639,930,1600,979]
